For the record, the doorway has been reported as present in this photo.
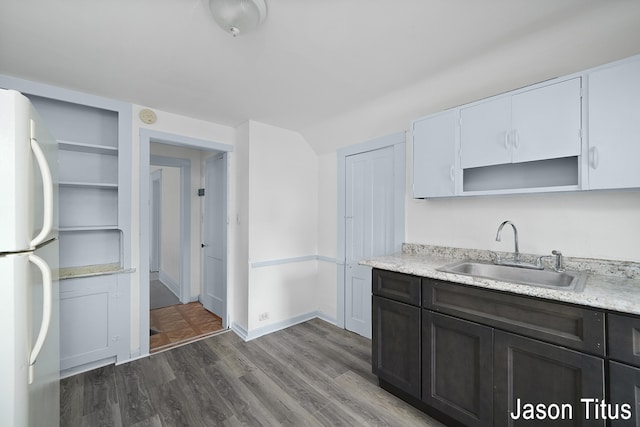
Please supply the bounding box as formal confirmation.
[139,129,234,356]
[148,151,224,352]
[336,132,406,339]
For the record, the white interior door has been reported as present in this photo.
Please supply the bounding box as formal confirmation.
[202,154,227,327]
[345,146,395,338]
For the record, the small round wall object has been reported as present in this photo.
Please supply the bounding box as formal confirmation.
[139,108,157,124]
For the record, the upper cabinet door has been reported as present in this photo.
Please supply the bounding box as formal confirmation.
[587,58,640,190]
[460,96,511,169]
[412,110,458,198]
[512,78,582,163]
[460,78,581,169]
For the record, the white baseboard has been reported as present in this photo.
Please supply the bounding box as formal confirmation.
[232,311,339,342]
[316,311,337,325]
[158,270,180,298]
[60,356,115,379]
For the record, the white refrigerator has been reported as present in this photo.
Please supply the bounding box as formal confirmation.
[0,89,60,427]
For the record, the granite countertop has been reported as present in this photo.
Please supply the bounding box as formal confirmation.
[58,263,136,280]
[360,244,640,316]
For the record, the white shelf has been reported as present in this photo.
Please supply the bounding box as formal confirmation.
[59,181,118,189]
[60,226,120,232]
[58,140,118,155]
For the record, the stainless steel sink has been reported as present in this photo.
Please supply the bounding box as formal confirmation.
[437,261,587,291]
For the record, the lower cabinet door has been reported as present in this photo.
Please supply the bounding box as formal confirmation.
[372,296,421,398]
[59,274,130,373]
[609,361,640,427]
[494,331,605,427]
[422,311,494,427]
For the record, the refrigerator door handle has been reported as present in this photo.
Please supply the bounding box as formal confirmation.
[27,254,52,385]
[29,133,54,248]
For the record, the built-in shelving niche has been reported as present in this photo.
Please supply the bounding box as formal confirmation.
[29,94,122,275]
[21,85,132,375]
[462,156,579,194]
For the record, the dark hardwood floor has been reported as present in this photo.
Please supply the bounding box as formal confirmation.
[60,318,444,426]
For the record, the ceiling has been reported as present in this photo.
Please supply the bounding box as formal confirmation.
[2,0,640,153]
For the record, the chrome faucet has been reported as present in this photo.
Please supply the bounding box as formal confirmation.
[495,220,520,262]
[552,250,565,272]
[535,249,565,272]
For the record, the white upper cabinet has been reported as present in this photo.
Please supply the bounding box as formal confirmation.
[412,110,458,197]
[460,78,582,169]
[512,78,582,163]
[411,54,639,198]
[460,96,511,168]
[587,57,640,190]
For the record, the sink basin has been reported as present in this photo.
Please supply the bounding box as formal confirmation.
[437,261,587,291]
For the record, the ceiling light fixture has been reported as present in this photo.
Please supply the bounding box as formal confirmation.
[209,0,267,37]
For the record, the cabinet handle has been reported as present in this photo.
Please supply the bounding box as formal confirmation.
[449,165,454,182]
[504,130,510,150]
[513,131,520,149]
[590,147,599,170]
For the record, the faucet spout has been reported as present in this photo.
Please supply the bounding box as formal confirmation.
[496,220,520,262]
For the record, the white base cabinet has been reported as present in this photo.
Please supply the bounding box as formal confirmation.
[59,275,129,374]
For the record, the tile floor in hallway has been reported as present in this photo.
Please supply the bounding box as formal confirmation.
[150,301,224,353]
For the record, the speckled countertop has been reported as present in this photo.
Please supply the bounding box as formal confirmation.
[360,244,640,316]
[59,263,135,280]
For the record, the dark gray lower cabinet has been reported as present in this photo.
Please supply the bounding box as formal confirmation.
[422,311,493,427]
[608,313,640,426]
[372,295,421,398]
[370,269,633,427]
[494,331,605,427]
[609,361,640,426]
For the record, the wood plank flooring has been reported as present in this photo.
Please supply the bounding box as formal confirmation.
[60,318,445,426]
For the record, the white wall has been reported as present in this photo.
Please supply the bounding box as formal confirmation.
[149,165,181,288]
[248,121,318,261]
[317,152,338,320]
[160,167,180,281]
[231,121,250,332]
[244,121,320,333]
[407,190,640,262]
